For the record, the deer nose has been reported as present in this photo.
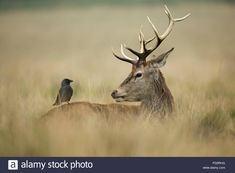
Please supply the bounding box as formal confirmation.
[111,90,117,98]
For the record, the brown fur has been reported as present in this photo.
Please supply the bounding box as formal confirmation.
[42,102,140,120]
[140,71,174,114]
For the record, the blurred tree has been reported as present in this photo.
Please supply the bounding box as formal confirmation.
[0,0,234,10]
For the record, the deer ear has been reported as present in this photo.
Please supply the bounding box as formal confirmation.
[150,48,174,68]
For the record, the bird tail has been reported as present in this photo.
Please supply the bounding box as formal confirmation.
[53,95,61,106]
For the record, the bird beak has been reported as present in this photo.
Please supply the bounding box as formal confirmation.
[70,80,73,83]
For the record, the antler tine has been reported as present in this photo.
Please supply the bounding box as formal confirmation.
[145,36,156,45]
[147,16,161,43]
[112,5,190,64]
[174,13,191,22]
[139,25,156,45]
[112,45,137,65]
[124,25,147,57]
[124,45,141,57]
[138,25,143,43]
[139,27,146,53]
[160,5,190,39]
[124,25,156,61]
[147,5,190,56]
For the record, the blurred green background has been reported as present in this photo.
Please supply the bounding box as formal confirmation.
[0,0,234,10]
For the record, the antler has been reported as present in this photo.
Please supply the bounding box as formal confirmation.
[112,5,190,65]
[112,44,137,65]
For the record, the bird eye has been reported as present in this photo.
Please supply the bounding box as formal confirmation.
[135,73,142,79]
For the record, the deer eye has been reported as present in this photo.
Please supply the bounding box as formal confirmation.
[135,72,143,79]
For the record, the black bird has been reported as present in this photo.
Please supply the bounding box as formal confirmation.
[53,78,73,106]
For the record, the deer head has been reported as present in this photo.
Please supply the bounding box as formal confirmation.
[111,5,190,112]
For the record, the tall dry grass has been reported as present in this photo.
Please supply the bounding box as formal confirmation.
[0,3,235,156]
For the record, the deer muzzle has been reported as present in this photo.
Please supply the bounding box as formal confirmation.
[111,90,127,102]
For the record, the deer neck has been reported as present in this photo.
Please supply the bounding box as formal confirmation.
[141,71,174,114]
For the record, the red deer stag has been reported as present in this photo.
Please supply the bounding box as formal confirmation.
[43,6,190,119]
[111,6,190,115]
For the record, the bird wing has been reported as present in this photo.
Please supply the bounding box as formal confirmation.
[53,89,62,106]
[60,85,73,102]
